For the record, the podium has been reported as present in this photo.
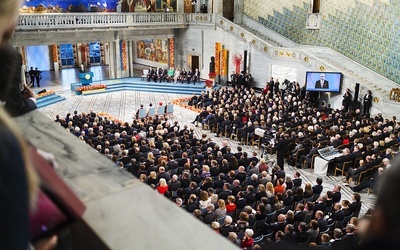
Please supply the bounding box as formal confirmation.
[314,156,329,176]
[78,72,94,85]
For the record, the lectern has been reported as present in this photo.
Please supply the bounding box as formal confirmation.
[78,72,94,85]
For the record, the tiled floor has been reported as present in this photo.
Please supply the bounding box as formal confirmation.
[37,66,377,217]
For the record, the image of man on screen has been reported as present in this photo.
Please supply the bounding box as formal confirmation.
[315,73,329,89]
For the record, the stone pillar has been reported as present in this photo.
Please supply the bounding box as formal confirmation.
[176,0,184,13]
[115,40,122,79]
[128,41,134,77]
[233,0,244,24]
[109,41,118,79]
[17,47,27,85]
[213,0,223,15]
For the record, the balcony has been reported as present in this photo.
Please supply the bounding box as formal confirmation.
[16,12,214,31]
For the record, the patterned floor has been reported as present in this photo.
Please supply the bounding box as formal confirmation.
[37,67,377,217]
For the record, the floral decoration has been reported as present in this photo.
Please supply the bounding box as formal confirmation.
[98,111,123,124]
[171,97,202,113]
[121,40,127,71]
[52,44,58,63]
[232,53,242,73]
[37,90,55,98]
[76,84,107,93]
[205,80,214,88]
[169,38,175,68]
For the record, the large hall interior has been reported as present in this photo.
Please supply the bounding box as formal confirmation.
[2,0,400,249]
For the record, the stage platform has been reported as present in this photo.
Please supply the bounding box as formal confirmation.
[70,77,216,96]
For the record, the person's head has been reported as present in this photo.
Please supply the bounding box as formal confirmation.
[321,233,331,243]
[333,228,343,239]
[316,177,323,186]
[224,215,232,225]
[0,0,22,44]
[319,73,326,81]
[217,199,226,210]
[244,228,254,238]
[228,232,237,242]
[275,230,284,241]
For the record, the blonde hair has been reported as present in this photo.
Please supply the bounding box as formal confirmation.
[0,108,39,207]
[266,182,275,194]
[217,199,226,210]
[0,0,22,44]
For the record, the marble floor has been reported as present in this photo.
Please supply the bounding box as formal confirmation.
[36,67,376,217]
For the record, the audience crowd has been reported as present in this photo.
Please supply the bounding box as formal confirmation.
[53,79,400,249]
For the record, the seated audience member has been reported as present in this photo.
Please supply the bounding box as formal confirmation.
[350,167,384,193]
[356,158,400,250]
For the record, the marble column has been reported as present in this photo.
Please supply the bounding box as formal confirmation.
[109,37,122,79]
[176,0,184,13]
[233,0,244,24]
[128,40,134,77]
[17,47,27,85]
[213,0,223,15]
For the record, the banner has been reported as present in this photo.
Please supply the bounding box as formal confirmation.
[169,38,174,68]
[52,45,58,63]
[221,49,228,76]
[215,42,221,75]
[121,40,127,71]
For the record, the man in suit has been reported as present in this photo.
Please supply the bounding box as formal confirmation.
[315,210,328,232]
[28,67,35,86]
[315,73,329,89]
[332,185,342,203]
[218,182,232,201]
[274,133,289,170]
[0,43,37,117]
[244,185,256,205]
[327,203,345,224]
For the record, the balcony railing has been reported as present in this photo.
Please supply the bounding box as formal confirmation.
[16,13,212,30]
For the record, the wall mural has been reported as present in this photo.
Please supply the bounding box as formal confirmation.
[136,39,168,64]
[20,0,117,13]
[20,0,177,12]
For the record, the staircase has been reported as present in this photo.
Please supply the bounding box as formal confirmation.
[36,93,66,108]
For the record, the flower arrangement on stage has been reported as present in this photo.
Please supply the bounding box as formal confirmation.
[208,72,216,79]
[171,97,202,113]
[232,53,242,74]
[76,84,107,93]
[205,79,214,88]
[37,90,55,98]
[98,112,123,124]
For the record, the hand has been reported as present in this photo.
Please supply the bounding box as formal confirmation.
[22,84,35,98]
[33,235,58,250]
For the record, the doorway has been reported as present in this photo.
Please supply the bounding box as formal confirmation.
[191,55,199,71]
[223,0,234,21]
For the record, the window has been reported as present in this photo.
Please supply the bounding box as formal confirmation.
[89,42,101,64]
[60,44,74,66]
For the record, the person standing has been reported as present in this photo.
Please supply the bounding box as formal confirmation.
[34,67,41,87]
[363,90,372,117]
[342,88,352,112]
[28,67,35,87]
[147,0,156,12]
[274,133,289,171]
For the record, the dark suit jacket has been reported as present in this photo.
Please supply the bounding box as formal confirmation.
[317,217,328,231]
[0,124,30,250]
[0,43,37,117]
[315,80,329,89]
